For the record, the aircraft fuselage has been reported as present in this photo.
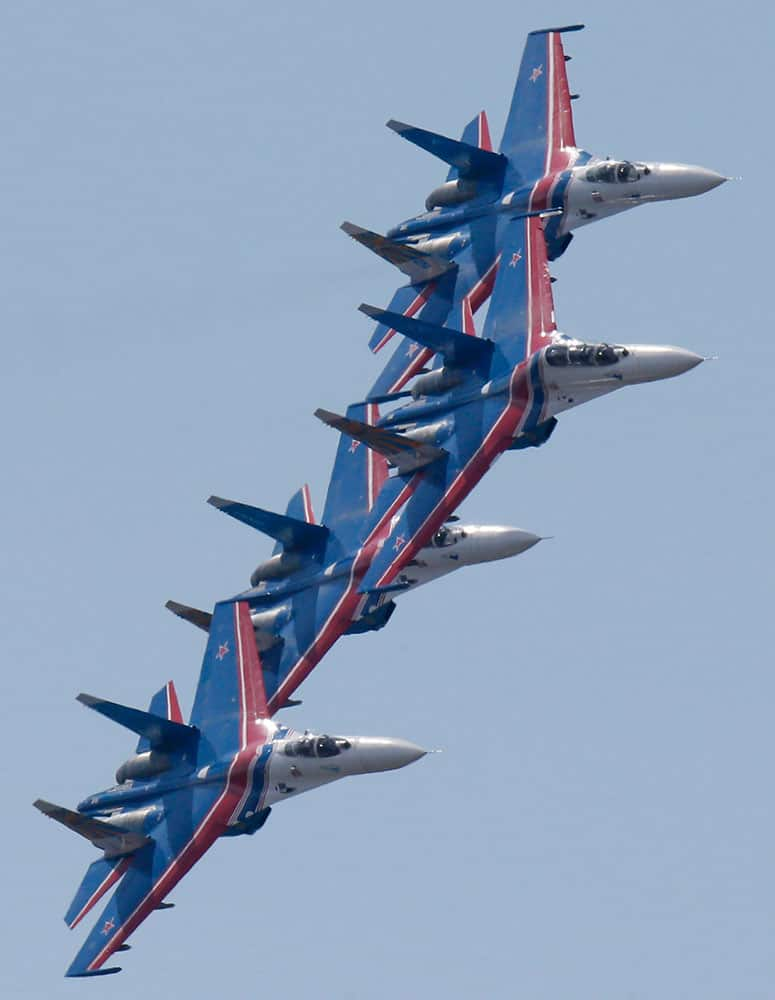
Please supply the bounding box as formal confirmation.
[78,724,426,832]
[388,152,726,258]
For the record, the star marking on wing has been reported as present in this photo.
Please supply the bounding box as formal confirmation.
[509,250,523,267]
[393,534,406,553]
[530,65,543,83]
[216,641,229,661]
[406,342,420,358]
[101,918,115,936]
[349,438,361,453]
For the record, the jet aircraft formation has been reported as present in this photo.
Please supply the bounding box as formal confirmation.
[36,25,726,977]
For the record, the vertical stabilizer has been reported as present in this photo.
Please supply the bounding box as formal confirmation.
[135,681,183,753]
[272,485,316,556]
[321,402,388,553]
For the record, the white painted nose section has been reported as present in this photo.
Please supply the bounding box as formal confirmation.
[620,345,704,384]
[462,525,542,561]
[352,737,427,774]
[649,163,727,199]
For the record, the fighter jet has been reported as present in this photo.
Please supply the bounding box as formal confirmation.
[35,601,426,977]
[315,208,704,604]
[343,24,726,398]
[165,433,542,707]
[167,210,703,717]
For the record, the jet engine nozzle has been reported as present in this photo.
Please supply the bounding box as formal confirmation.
[351,737,427,774]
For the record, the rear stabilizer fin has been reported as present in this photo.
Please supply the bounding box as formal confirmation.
[359,303,492,370]
[447,111,493,181]
[314,408,447,475]
[136,681,184,753]
[387,119,506,182]
[207,496,329,554]
[341,222,455,283]
[165,600,212,632]
[76,694,198,755]
[34,800,151,860]
[320,401,389,550]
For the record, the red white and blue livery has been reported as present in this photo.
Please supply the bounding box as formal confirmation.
[35,601,426,977]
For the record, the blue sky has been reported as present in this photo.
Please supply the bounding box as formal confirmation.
[2,2,771,997]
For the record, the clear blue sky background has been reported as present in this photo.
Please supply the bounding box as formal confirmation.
[2,2,770,997]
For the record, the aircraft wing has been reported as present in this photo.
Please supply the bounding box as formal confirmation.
[65,783,244,977]
[483,212,557,376]
[499,25,584,190]
[189,599,270,762]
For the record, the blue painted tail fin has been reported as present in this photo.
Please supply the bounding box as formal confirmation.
[359,303,492,371]
[387,119,505,182]
[272,484,316,556]
[320,402,388,553]
[76,693,198,756]
[136,681,183,753]
[208,495,329,557]
[446,111,493,179]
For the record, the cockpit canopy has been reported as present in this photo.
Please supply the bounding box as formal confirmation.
[432,526,457,548]
[585,160,643,184]
[545,343,628,368]
[283,735,352,758]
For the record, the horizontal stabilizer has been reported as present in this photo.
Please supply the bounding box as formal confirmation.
[359,303,492,369]
[387,119,506,181]
[208,496,329,553]
[77,694,198,754]
[341,222,455,283]
[34,800,151,859]
[165,600,212,632]
[314,408,447,475]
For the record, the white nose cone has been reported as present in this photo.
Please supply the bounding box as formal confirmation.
[497,528,542,557]
[352,737,427,774]
[622,345,704,384]
[651,163,727,199]
[454,525,542,564]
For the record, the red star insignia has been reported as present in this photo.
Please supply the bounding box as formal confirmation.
[529,65,543,83]
[509,250,522,268]
[101,918,115,936]
[216,641,229,661]
[393,534,405,553]
[349,438,361,453]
